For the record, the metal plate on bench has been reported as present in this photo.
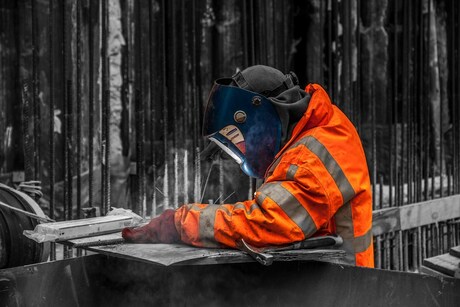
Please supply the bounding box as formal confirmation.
[65,233,345,266]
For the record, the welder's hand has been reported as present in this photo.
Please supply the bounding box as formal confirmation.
[121,209,179,243]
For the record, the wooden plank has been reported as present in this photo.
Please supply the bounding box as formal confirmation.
[372,195,460,236]
[400,195,460,230]
[372,207,400,236]
[423,253,460,277]
[420,265,451,278]
[450,246,460,258]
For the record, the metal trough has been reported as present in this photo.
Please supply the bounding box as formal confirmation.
[0,254,459,307]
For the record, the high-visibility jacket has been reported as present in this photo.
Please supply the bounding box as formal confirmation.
[175,83,374,267]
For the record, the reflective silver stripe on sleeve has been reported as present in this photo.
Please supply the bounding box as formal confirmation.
[333,201,373,265]
[189,204,203,214]
[219,205,232,216]
[334,202,354,239]
[258,183,317,237]
[234,202,261,215]
[298,136,355,204]
[286,164,298,180]
[352,228,373,253]
[198,205,221,248]
[334,202,356,265]
[338,229,372,266]
[256,192,267,205]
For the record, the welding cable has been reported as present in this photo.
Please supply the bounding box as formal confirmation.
[17,181,44,199]
[0,200,55,223]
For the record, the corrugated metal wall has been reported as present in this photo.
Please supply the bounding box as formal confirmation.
[0,0,459,270]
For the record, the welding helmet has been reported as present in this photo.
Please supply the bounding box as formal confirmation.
[202,65,300,178]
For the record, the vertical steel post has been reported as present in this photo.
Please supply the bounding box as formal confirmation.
[161,0,169,209]
[48,0,56,260]
[65,79,73,221]
[88,0,95,210]
[76,0,82,219]
[149,0,157,215]
[134,0,145,216]
[31,0,40,181]
[101,0,110,215]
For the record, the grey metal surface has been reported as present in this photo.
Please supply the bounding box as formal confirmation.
[0,254,459,307]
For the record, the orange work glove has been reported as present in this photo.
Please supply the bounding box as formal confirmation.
[121,209,179,243]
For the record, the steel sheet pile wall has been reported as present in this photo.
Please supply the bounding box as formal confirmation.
[0,0,459,270]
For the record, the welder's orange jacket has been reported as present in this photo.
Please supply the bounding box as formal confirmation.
[175,84,374,267]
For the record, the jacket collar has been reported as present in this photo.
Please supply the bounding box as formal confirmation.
[273,83,334,160]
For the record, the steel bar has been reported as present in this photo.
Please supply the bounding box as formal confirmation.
[134,0,145,217]
[88,0,94,210]
[135,89,145,217]
[403,230,408,271]
[407,0,414,205]
[389,0,397,208]
[100,0,107,214]
[399,231,403,271]
[178,0,187,207]
[31,0,40,181]
[161,0,169,209]
[401,0,408,207]
[21,81,33,181]
[171,0,179,209]
[120,0,130,158]
[149,0,157,215]
[76,0,82,219]
[65,80,73,221]
[454,0,458,193]
[320,0,325,86]
[191,0,201,204]
[332,0,339,102]
[101,0,110,215]
[48,0,56,260]
[371,84,376,210]
[326,0,332,93]
[62,0,69,222]
[249,0,255,65]
[342,0,351,116]
[375,236,381,269]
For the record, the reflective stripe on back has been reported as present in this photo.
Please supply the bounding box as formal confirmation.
[333,202,373,265]
[258,182,317,237]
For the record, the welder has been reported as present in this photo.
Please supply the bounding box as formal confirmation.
[122,65,374,267]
